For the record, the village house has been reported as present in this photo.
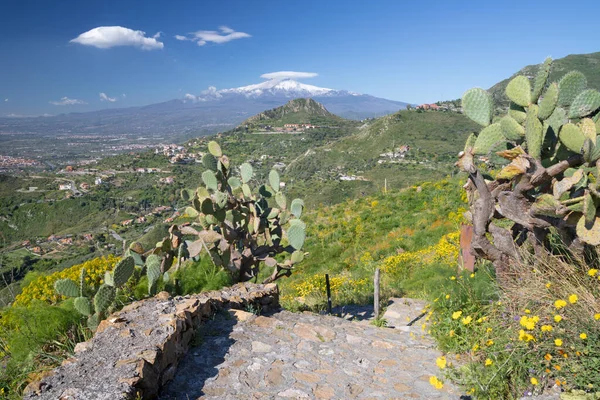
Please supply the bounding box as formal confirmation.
[159,176,175,184]
[121,219,134,226]
[58,183,72,190]
[80,182,90,190]
[416,103,440,110]
[95,177,103,185]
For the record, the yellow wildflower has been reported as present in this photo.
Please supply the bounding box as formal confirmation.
[555,338,563,346]
[544,353,552,361]
[595,313,600,320]
[541,325,553,332]
[445,294,450,299]
[545,282,552,288]
[429,376,444,390]
[531,377,539,385]
[452,311,463,320]
[436,356,447,369]
[588,269,598,277]
[554,315,562,323]
[486,340,494,346]
[485,358,493,366]
[569,294,578,304]
[580,333,587,340]
[462,316,473,325]
[554,299,567,309]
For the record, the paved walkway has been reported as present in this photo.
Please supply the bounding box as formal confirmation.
[159,298,461,399]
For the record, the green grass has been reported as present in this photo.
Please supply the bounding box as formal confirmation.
[270,177,467,309]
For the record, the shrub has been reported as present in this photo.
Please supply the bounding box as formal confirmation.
[13,255,119,306]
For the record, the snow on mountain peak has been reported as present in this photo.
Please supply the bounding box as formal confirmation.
[220,78,335,97]
[183,77,362,103]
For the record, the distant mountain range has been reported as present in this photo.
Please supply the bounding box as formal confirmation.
[0,78,410,140]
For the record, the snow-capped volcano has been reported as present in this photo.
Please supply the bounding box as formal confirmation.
[219,78,336,98]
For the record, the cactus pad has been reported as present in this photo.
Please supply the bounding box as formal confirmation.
[559,123,586,153]
[104,271,114,286]
[74,296,92,316]
[112,256,134,287]
[569,89,600,118]
[531,57,552,103]
[290,198,304,218]
[146,254,161,295]
[87,314,100,331]
[505,76,531,107]
[509,103,527,124]
[240,163,253,183]
[275,192,287,210]
[207,141,222,157]
[287,223,306,250]
[461,88,493,127]
[577,215,600,245]
[54,279,79,298]
[227,177,241,189]
[546,107,567,134]
[291,250,304,264]
[94,284,116,314]
[525,105,543,159]
[584,191,596,225]
[500,116,525,141]
[558,71,587,107]
[202,153,218,171]
[538,83,558,120]
[580,118,597,141]
[473,123,504,155]
[202,170,218,191]
[269,170,280,192]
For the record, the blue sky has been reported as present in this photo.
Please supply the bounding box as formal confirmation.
[1,0,599,115]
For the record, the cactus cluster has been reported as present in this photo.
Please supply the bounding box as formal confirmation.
[458,58,600,275]
[54,256,135,329]
[176,141,306,283]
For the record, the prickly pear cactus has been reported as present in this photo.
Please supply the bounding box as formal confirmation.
[54,279,79,298]
[458,58,600,267]
[176,141,307,283]
[111,256,135,287]
[146,254,162,295]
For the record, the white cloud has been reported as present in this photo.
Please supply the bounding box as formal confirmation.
[70,26,164,50]
[122,93,127,98]
[49,97,87,106]
[176,26,250,46]
[99,92,117,102]
[152,31,162,39]
[3,98,7,102]
[260,71,318,80]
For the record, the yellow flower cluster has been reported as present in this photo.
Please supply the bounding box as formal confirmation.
[380,231,460,275]
[292,273,369,298]
[14,255,119,306]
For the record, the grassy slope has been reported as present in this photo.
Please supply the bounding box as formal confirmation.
[271,177,467,306]
[489,51,600,105]
[284,110,480,206]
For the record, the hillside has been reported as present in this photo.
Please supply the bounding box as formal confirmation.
[240,98,346,129]
[283,109,480,204]
[489,51,600,105]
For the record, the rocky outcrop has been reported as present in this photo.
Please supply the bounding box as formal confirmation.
[23,283,279,400]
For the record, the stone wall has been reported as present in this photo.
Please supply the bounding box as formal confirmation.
[23,283,279,400]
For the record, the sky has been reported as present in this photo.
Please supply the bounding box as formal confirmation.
[1,0,599,115]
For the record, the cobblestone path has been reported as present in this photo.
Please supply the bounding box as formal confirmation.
[159,298,462,399]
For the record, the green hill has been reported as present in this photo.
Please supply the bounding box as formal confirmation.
[489,51,600,105]
[241,98,346,129]
[283,109,480,204]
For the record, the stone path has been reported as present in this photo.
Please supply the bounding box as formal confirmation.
[159,298,461,399]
